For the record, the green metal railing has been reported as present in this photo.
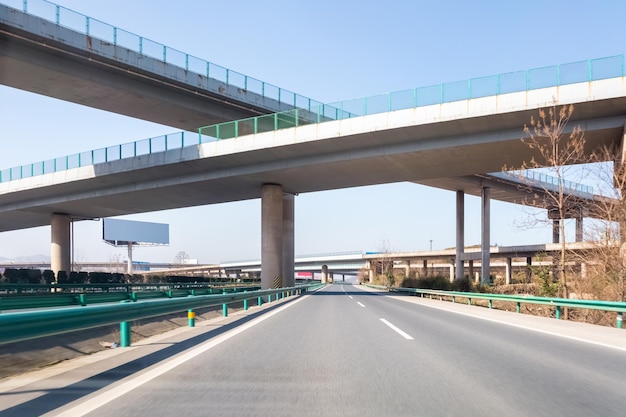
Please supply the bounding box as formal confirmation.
[1,54,623,184]
[381,286,626,328]
[1,0,323,112]
[198,54,625,140]
[0,283,325,346]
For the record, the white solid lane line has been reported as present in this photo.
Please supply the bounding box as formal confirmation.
[357,302,366,308]
[380,318,414,340]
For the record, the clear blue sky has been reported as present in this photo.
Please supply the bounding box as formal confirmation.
[0,0,623,263]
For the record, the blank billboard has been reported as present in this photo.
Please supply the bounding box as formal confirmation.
[103,218,169,246]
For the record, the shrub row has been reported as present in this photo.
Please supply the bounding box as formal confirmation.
[400,275,490,293]
[0,269,250,285]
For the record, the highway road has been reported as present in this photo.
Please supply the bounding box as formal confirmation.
[1,284,625,416]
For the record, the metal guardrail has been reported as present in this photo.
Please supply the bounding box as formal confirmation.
[0,283,326,346]
[0,284,261,311]
[367,285,626,328]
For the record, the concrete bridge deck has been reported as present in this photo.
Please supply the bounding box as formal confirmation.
[0,76,623,232]
[0,2,324,129]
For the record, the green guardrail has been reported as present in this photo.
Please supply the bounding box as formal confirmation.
[0,283,326,346]
[368,285,626,329]
[0,284,262,311]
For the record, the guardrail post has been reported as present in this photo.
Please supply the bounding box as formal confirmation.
[257,295,263,306]
[119,300,131,347]
[468,298,472,306]
[516,302,521,313]
[488,300,493,309]
[555,305,561,320]
[222,290,228,317]
[79,294,87,306]
[452,296,456,303]
[120,321,131,347]
[243,291,249,311]
[188,309,195,327]
[617,312,623,329]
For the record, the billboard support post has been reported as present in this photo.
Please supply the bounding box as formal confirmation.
[127,242,133,275]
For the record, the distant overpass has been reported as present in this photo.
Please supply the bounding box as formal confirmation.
[0,242,602,285]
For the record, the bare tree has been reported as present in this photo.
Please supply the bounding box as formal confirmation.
[174,251,190,265]
[371,239,396,287]
[506,104,588,307]
[574,147,626,303]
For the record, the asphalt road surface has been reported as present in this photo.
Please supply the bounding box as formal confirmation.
[1,284,625,416]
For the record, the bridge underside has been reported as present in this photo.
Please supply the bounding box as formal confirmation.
[0,5,288,130]
[0,109,622,232]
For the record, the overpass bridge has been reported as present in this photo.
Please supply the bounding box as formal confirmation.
[0,242,606,287]
[0,0,625,289]
[0,1,329,128]
[220,242,602,284]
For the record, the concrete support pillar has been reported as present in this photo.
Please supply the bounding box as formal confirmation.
[422,259,428,276]
[449,263,454,283]
[468,260,475,281]
[282,193,295,288]
[322,265,328,284]
[505,258,512,285]
[552,219,560,244]
[329,272,334,283]
[261,184,283,289]
[127,243,133,275]
[575,216,583,242]
[368,268,374,283]
[481,187,491,284]
[455,190,465,280]
[404,260,411,278]
[51,213,71,279]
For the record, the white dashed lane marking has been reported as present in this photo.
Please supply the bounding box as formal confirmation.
[380,318,414,340]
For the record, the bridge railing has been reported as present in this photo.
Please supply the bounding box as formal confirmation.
[198,54,624,134]
[1,54,624,183]
[379,286,626,328]
[0,283,325,346]
[490,170,594,198]
[1,0,325,113]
